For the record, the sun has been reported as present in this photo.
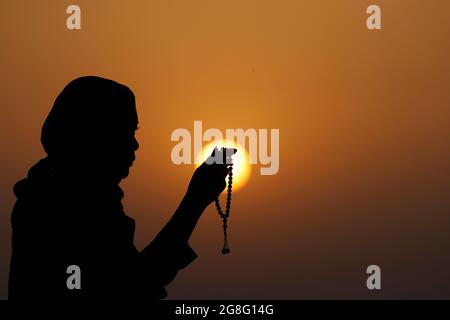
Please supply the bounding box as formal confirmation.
[196,140,251,191]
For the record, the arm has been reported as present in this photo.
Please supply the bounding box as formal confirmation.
[152,147,235,245]
[138,148,235,298]
[155,192,208,245]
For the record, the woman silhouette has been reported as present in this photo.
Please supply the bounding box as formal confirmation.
[9,76,233,300]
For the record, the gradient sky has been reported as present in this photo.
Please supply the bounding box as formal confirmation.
[1,1,450,299]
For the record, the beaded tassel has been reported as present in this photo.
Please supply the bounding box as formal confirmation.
[215,163,233,254]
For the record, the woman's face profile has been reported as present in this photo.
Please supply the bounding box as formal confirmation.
[41,76,140,182]
[101,123,140,180]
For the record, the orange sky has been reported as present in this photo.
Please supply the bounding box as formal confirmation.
[1,0,450,299]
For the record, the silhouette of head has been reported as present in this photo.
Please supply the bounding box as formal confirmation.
[41,76,139,182]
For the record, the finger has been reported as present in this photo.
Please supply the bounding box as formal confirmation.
[221,165,229,177]
[208,160,229,178]
[205,147,219,165]
[210,162,229,176]
[210,147,219,157]
[224,148,237,164]
[222,148,227,164]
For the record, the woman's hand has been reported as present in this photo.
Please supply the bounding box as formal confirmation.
[186,147,237,208]
[155,147,237,245]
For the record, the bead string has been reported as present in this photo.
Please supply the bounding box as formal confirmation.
[214,163,233,254]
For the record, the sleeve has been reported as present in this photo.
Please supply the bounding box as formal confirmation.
[138,238,198,299]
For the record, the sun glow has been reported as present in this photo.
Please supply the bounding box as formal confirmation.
[197,140,251,191]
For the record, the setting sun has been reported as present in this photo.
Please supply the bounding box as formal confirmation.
[197,140,251,191]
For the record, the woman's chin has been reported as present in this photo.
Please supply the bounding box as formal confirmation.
[104,167,130,183]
